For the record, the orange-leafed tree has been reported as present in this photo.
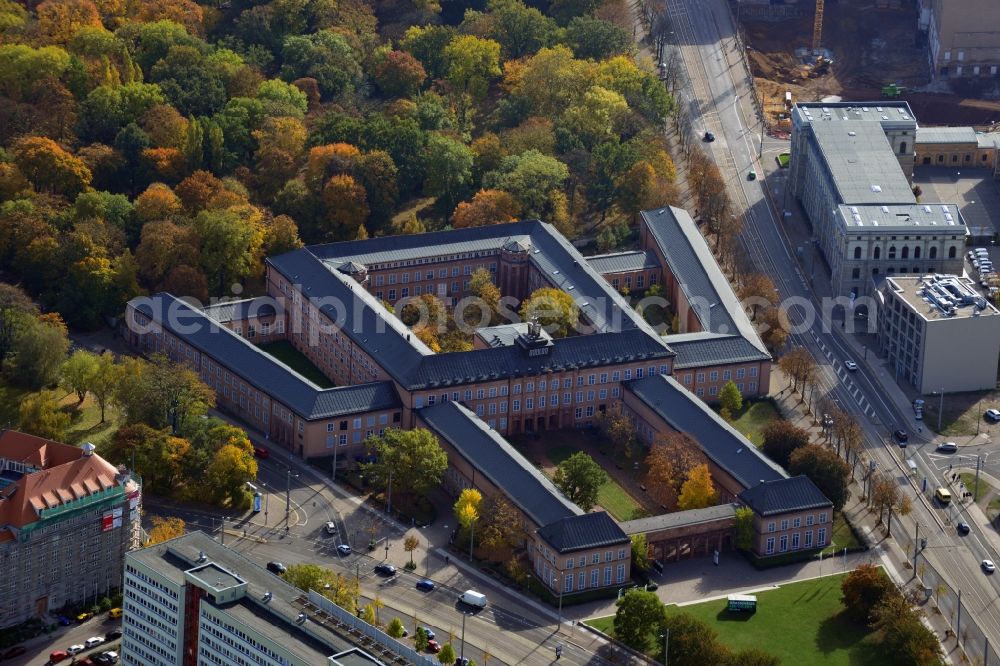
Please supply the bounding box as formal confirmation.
[134,183,183,222]
[321,174,369,240]
[305,143,360,191]
[644,432,706,510]
[677,464,717,510]
[142,147,186,182]
[37,0,101,44]
[12,136,92,197]
[451,189,521,228]
[135,0,204,35]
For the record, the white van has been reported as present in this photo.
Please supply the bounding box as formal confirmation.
[459,590,487,608]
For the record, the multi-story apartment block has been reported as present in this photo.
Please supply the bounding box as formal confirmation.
[918,0,1000,80]
[0,431,141,628]
[789,102,967,296]
[876,274,1000,393]
[122,530,391,666]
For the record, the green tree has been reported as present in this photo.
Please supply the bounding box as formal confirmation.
[399,25,456,81]
[0,284,37,371]
[10,317,69,390]
[660,613,729,665]
[443,35,501,103]
[113,354,215,431]
[761,420,811,468]
[281,30,362,99]
[630,533,649,571]
[387,617,406,638]
[422,133,473,214]
[677,464,716,510]
[734,507,755,551]
[282,563,334,591]
[614,590,664,649]
[437,643,456,664]
[107,423,191,495]
[203,442,257,507]
[483,150,569,218]
[871,594,940,665]
[553,451,606,511]
[61,349,99,402]
[565,16,631,60]
[482,0,558,59]
[415,627,430,651]
[18,390,71,441]
[193,206,265,295]
[717,381,742,421]
[841,563,898,624]
[788,444,851,511]
[519,287,578,338]
[363,428,448,499]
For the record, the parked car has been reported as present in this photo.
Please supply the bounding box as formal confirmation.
[56,615,71,626]
[108,607,122,619]
[336,544,352,556]
[67,645,85,656]
[253,446,269,459]
[957,522,971,535]
[982,559,996,574]
[747,169,757,180]
[324,521,338,535]
[76,612,93,623]
[266,561,286,574]
[374,563,396,576]
[105,629,122,640]
[426,640,442,654]
[1,646,26,660]
[49,651,69,664]
[418,627,436,640]
[99,651,119,664]
[703,131,715,142]
[84,637,105,649]
[985,408,1000,422]
[936,442,958,453]
[844,360,858,371]
[416,579,435,592]
[893,429,909,446]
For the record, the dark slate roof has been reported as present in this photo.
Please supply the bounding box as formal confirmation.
[416,402,582,527]
[619,504,737,535]
[267,248,433,386]
[408,330,673,390]
[586,250,660,275]
[201,297,277,324]
[738,476,832,517]
[641,208,768,358]
[535,512,629,553]
[624,374,786,488]
[133,294,401,421]
[666,333,771,369]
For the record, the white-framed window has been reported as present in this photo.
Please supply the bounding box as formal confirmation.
[792,533,800,550]
[781,519,788,530]
[604,567,612,585]
[616,564,625,583]
[819,512,828,524]
[804,530,812,548]
[779,535,788,552]
[766,537,774,555]
[818,528,827,546]
[767,522,775,533]
[793,517,801,528]
[591,570,599,587]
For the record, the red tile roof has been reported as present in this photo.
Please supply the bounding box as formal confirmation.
[0,431,125,529]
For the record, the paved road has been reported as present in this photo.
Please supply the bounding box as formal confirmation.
[6,617,121,666]
[661,0,1000,650]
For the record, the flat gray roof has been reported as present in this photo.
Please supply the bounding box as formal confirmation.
[793,101,916,128]
[128,531,355,665]
[916,126,978,145]
[619,503,736,535]
[885,274,1000,321]
[811,122,916,205]
[835,203,967,231]
[586,250,660,274]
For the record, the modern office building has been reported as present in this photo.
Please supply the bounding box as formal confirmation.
[0,431,141,628]
[789,102,967,296]
[122,531,393,666]
[918,0,1000,80]
[876,274,1000,393]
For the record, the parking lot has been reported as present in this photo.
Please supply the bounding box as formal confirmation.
[912,166,1000,240]
[4,616,120,666]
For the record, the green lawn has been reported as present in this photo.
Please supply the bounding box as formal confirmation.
[823,511,863,555]
[0,379,123,450]
[777,152,791,168]
[546,445,645,521]
[587,573,883,665]
[959,472,1000,512]
[258,340,335,388]
[728,400,780,447]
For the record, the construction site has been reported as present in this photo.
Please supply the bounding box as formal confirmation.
[737,0,1000,130]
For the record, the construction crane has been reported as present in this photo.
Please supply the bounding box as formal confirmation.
[812,0,825,51]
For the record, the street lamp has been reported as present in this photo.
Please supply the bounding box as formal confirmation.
[660,629,669,666]
[550,573,564,632]
[459,610,472,662]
